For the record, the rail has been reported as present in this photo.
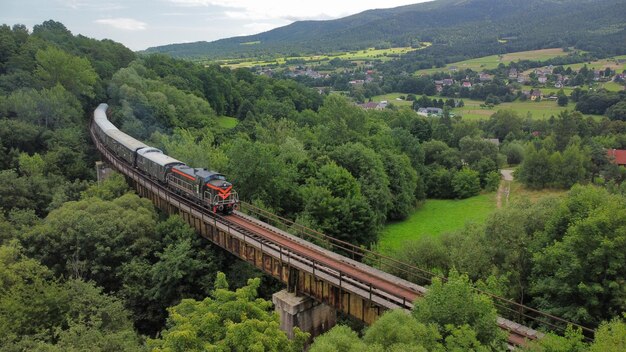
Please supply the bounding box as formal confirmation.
[89,122,415,313]
[90,113,594,344]
[239,202,595,340]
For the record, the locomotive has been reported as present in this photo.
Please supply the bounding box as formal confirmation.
[93,103,239,214]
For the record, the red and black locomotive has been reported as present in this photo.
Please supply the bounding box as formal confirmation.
[93,103,239,214]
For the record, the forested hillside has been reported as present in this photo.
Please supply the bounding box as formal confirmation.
[1,19,626,351]
[144,0,626,60]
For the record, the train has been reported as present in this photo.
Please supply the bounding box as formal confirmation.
[93,103,239,214]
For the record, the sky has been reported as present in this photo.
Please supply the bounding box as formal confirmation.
[1,0,430,51]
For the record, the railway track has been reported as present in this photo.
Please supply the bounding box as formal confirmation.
[89,121,572,348]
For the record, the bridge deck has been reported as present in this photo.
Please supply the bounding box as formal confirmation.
[89,121,545,347]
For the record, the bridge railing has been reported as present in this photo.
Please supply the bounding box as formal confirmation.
[239,201,595,340]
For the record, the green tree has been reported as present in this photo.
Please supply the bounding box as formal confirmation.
[35,46,97,98]
[589,315,626,352]
[21,193,158,292]
[517,145,554,189]
[149,272,308,352]
[363,310,441,350]
[557,90,569,107]
[299,162,377,246]
[330,142,392,227]
[530,185,626,326]
[558,143,587,188]
[0,242,141,350]
[452,167,481,199]
[412,270,507,347]
[381,150,417,220]
[309,325,365,352]
[486,109,523,141]
[605,101,626,121]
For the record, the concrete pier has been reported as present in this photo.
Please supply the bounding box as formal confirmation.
[273,290,336,339]
[95,161,113,183]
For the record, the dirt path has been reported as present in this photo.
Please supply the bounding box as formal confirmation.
[496,169,514,208]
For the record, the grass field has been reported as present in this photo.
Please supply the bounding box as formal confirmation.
[453,99,582,120]
[378,193,496,252]
[602,81,625,92]
[216,116,239,129]
[371,92,594,120]
[559,55,626,73]
[370,93,414,107]
[415,48,567,75]
[505,179,566,205]
[218,44,430,69]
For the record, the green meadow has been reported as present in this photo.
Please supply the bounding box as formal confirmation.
[453,99,582,120]
[415,48,567,75]
[371,92,596,120]
[217,45,429,69]
[378,193,496,252]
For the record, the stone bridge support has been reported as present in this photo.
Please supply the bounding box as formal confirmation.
[273,290,336,340]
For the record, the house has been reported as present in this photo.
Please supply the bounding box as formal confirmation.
[434,80,444,85]
[479,73,494,81]
[435,84,443,93]
[614,73,625,82]
[417,107,443,116]
[358,101,387,110]
[593,70,601,81]
[530,89,542,101]
[349,80,365,85]
[607,149,626,166]
[509,68,518,79]
[358,102,379,110]
[517,75,529,84]
[538,76,548,84]
[462,81,472,88]
[442,78,454,86]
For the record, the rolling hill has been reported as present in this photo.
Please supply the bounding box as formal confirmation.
[144,0,626,60]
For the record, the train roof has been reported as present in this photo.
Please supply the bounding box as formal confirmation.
[93,103,109,122]
[140,149,185,167]
[105,129,149,151]
[173,166,226,182]
[137,147,163,155]
[95,118,118,132]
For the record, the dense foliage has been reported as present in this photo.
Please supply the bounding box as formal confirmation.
[145,0,626,61]
[1,17,625,351]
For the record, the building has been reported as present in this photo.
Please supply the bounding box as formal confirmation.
[479,73,494,81]
[417,107,443,116]
[607,149,626,166]
[530,89,542,101]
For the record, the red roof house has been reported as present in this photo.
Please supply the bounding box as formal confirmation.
[607,149,626,165]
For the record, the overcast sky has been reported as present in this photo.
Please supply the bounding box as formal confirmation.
[1,0,430,51]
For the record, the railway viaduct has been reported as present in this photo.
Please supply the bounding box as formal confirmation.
[90,121,583,348]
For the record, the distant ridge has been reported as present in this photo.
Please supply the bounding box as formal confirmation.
[143,0,626,59]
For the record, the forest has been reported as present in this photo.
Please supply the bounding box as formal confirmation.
[0,20,625,351]
[145,0,626,62]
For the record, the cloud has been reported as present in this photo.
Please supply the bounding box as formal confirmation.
[242,22,281,33]
[95,18,147,31]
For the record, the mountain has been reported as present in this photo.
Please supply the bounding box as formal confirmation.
[144,0,626,59]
